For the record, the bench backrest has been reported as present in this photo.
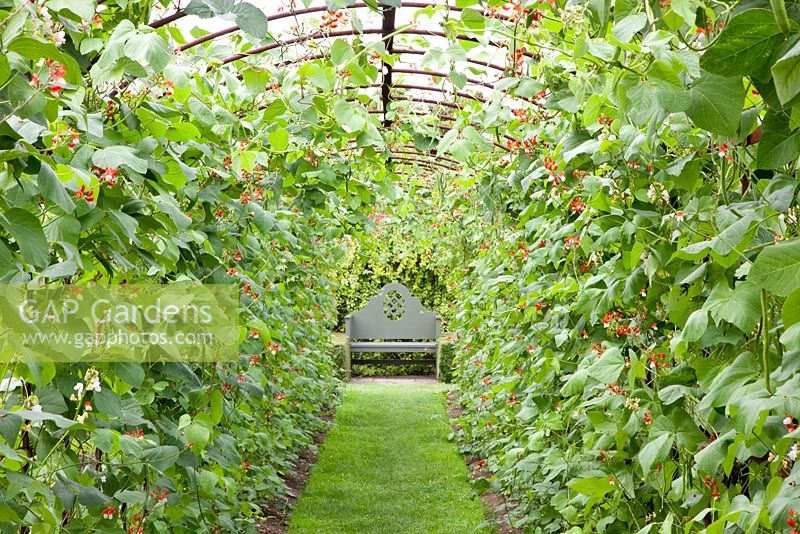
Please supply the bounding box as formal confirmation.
[346,283,440,340]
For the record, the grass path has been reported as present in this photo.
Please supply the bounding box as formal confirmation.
[288,382,488,534]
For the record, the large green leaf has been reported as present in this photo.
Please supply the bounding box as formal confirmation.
[185,0,268,39]
[0,208,50,269]
[756,111,800,169]
[685,72,744,136]
[92,146,149,173]
[748,238,800,297]
[569,476,616,497]
[0,409,76,429]
[232,2,269,39]
[783,289,800,327]
[47,0,95,20]
[612,13,647,43]
[141,445,179,471]
[38,163,75,213]
[0,55,9,86]
[695,430,736,473]
[699,9,784,79]
[682,309,708,342]
[6,37,82,84]
[127,32,172,75]
[704,281,761,332]
[781,323,800,350]
[638,432,673,474]
[88,20,139,83]
[268,128,289,152]
[586,347,624,384]
[772,39,800,105]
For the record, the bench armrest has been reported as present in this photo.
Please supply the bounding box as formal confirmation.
[345,314,352,338]
[435,314,441,339]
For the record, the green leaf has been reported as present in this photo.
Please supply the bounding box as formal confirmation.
[209,390,223,424]
[187,97,216,126]
[697,353,759,411]
[6,37,82,84]
[783,289,800,328]
[333,100,366,133]
[127,32,172,75]
[38,162,75,213]
[184,0,267,39]
[756,111,800,170]
[772,39,800,105]
[586,347,624,384]
[0,409,76,428]
[0,54,9,86]
[37,259,77,280]
[685,72,744,136]
[682,309,708,342]
[88,20,138,83]
[47,0,95,20]
[705,281,761,332]
[695,430,735,473]
[185,422,211,452]
[449,70,467,89]
[612,13,647,43]
[569,476,615,497]
[113,363,145,388]
[165,123,201,142]
[699,9,784,79]
[114,489,146,504]
[0,208,50,269]
[748,238,800,297]
[670,0,698,26]
[26,362,55,386]
[638,432,673,474]
[92,429,119,454]
[232,2,268,39]
[93,389,123,419]
[92,146,148,173]
[142,445,179,471]
[658,385,693,405]
[330,39,354,65]
[268,128,289,152]
[781,323,800,350]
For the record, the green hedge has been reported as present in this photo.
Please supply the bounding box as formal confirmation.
[332,223,453,331]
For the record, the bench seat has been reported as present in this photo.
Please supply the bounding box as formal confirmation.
[350,341,438,353]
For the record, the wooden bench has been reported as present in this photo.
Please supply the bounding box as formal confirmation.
[344,283,442,379]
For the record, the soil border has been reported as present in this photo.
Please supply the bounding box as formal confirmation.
[446,391,523,534]
[257,411,332,534]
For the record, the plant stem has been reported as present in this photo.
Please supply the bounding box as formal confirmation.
[771,0,791,35]
[761,289,772,394]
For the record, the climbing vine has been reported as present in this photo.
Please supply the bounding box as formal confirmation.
[442,0,800,532]
[1,0,800,531]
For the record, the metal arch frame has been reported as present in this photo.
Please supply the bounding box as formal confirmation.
[353,82,487,104]
[263,53,534,106]
[391,68,495,89]
[341,143,462,167]
[273,49,507,76]
[391,150,460,167]
[153,1,513,48]
[218,27,530,66]
[390,157,458,171]
[369,109,518,144]
[370,109,457,122]
[389,158,454,172]
[391,48,506,72]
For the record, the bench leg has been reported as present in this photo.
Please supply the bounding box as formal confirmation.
[344,341,352,378]
[435,344,441,382]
